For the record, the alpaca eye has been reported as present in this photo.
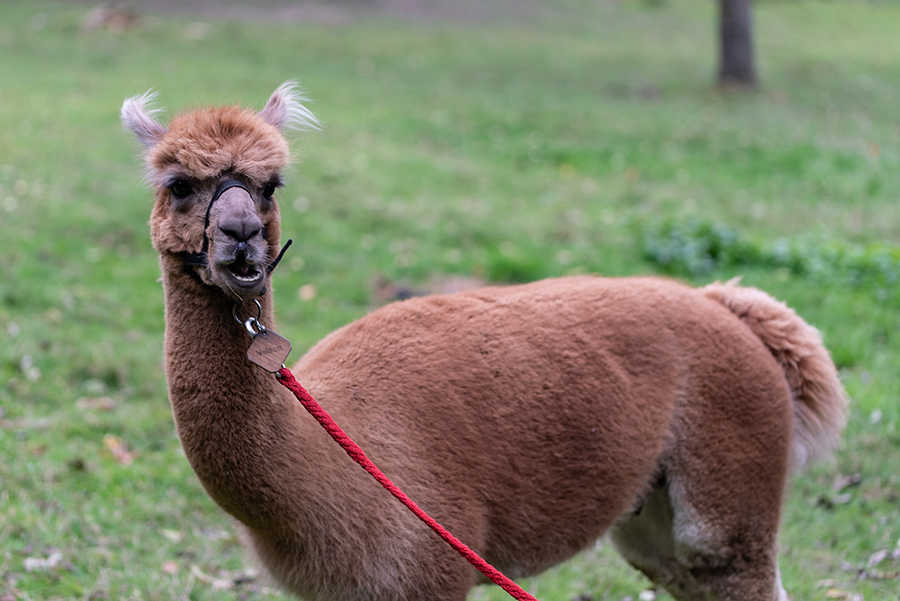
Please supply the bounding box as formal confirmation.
[169,180,193,199]
[262,176,283,201]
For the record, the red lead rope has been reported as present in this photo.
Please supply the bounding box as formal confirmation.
[275,367,539,601]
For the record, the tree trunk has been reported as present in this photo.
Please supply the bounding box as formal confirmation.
[718,0,757,88]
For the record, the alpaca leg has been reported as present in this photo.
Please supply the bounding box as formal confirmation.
[610,332,795,600]
[612,480,786,601]
[611,485,712,601]
[668,470,786,601]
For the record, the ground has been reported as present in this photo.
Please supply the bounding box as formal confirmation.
[69,0,559,25]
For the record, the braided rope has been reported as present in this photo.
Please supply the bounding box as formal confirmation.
[275,366,538,601]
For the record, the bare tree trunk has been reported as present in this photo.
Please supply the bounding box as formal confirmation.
[718,0,757,88]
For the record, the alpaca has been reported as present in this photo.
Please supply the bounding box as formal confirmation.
[122,82,847,601]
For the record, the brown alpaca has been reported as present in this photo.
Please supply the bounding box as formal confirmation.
[122,82,847,601]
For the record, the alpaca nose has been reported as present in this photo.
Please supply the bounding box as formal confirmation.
[219,216,262,242]
[216,187,262,242]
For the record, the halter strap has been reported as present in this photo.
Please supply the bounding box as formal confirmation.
[182,178,250,269]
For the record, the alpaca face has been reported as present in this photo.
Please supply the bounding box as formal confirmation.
[166,175,279,298]
[122,82,319,298]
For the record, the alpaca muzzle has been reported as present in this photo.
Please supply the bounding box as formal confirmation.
[181,179,292,294]
[182,178,252,272]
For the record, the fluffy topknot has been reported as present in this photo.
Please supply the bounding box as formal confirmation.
[121,81,319,184]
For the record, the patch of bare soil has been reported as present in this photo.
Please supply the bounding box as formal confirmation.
[65,0,560,26]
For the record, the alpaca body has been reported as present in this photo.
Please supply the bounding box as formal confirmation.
[123,84,847,601]
[279,275,796,601]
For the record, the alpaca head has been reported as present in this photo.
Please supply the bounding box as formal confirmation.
[122,82,318,299]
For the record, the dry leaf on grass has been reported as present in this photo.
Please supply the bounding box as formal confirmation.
[160,529,183,543]
[833,473,862,492]
[866,549,889,569]
[23,551,63,572]
[76,397,118,411]
[102,434,137,465]
[190,565,234,591]
[161,560,178,574]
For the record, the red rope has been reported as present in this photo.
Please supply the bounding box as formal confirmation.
[276,367,538,601]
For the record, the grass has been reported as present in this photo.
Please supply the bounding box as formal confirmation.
[1,0,899,599]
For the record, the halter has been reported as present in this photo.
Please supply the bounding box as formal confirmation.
[181,178,292,290]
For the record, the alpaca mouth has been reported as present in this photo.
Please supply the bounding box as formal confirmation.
[223,257,264,286]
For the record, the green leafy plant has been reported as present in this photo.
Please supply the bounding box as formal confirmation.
[643,218,900,290]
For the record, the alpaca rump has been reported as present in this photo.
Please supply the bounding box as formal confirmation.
[122,82,848,601]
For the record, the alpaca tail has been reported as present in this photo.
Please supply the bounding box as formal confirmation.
[702,279,848,469]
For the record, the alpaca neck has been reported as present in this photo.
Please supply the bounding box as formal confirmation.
[161,266,277,384]
[160,262,308,529]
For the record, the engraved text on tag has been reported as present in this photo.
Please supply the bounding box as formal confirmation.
[247,329,292,372]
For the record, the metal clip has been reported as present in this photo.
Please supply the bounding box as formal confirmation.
[233,299,293,372]
[233,299,265,338]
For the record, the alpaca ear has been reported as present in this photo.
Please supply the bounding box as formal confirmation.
[259,81,320,133]
[121,91,168,149]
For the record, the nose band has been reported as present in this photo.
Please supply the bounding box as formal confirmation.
[182,179,252,269]
[202,179,252,253]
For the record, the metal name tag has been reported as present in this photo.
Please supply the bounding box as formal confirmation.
[247,328,292,373]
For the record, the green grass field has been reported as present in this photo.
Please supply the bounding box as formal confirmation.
[1,0,899,599]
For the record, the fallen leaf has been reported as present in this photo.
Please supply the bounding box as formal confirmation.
[834,473,862,493]
[29,444,48,457]
[865,569,899,580]
[161,529,183,543]
[81,3,139,31]
[232,567,257,585]
[866,549,889,569]
[190,565,233,591]
[824,589,864,601]
[76,397,117,411]
[103,434,136,465]
[23,551,63,572]
[199,527,231,541]
[161,560,178,574]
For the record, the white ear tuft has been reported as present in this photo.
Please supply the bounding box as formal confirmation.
[259,81,320,133]
[121,91,168,149]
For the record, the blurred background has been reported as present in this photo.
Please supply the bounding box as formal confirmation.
[1,1,898,599]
